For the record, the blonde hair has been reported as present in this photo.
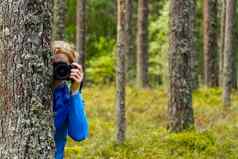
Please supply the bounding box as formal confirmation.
[52,41,79,62]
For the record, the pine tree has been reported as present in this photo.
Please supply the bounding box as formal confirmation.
[53,0,66,40]
[137,0,149,88]
[76,0,86,68]
[219,0,226,86]
[0,1,54,158]
[203,0,219,87]
[116,0,128,144]
[223,0,237,107]
[168,0,195,132]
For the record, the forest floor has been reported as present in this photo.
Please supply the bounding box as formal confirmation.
[65,86,238,159]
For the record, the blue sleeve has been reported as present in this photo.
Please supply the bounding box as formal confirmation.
[53,83,70,129]
[53,83,70,159]
[68,91,89,141]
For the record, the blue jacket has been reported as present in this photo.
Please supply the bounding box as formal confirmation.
[53,83,88,159]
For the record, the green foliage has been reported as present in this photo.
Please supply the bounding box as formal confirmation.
[149,2,169,86]
[65,0,116,60]
[165,131,216,157]
[64,87,238,158]
[86,37,116,84]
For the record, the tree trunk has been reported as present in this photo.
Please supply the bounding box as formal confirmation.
[168,0,195,132]
[0,1,54,158]
[53,0,66,40]
[203,0,219,87]
[191,1,199,90]
[116,0,127,144]
[219,0,226,86]
[136,0,149,88]
[223,0,237,107]
[76,0,86,68]
[125,0,133,82]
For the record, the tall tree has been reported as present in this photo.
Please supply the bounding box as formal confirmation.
[223,0,237,107]
[116,0,128,144]
[203,0,219,87]
[137,0,149,88]
[191,2,198,90]
[0,1,54,158]
[168,0,195,132]
[76,0,86,68]
[125,0,133,82]
[53,0,66,40]
[219,0,226,86]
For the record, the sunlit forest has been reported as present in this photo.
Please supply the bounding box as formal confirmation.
[1,0,238,158]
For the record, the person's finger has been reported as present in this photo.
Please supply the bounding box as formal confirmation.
[72,63,83,71]
[71,69,81,74]
[70,72,81,82]
[70,75,78,82]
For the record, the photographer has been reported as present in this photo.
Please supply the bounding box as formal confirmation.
[52,41,88,159]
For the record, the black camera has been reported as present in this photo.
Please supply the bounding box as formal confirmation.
[53,61,84,91]
[53,61,77,80]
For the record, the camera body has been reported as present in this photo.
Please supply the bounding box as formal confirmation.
[53,61,84,91]
[53,61,77,80]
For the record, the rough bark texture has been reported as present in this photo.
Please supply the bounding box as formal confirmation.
[203,0,219,87]
[168,0,195,132]
[191,2,199,90]
[219,0,226,86]
[116,0,127,144]
[125,0,133,82]
[0,1,54,158]
[223,0,237,107]
[53,0,66,40]
[76,0,86,68]
[137,0,149,88]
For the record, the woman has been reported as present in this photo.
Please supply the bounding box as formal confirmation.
[52,41,88,159]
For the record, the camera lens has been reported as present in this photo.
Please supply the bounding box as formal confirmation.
[53,62,71,80]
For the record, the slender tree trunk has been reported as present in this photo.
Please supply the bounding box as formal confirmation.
[203,0,219,87]
[0,1,54,158]
[219,0,226,86]
[137,0,149,88]
[76,0,86,68]
[191,2,199,90]
[223,0,237,107]
[116,0,128,144]
[168,0,195,132]
[125,0,133,82]
[53,0,66,40]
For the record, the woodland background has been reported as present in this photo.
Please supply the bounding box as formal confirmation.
[64,0,238,158]
[1,0,238,158]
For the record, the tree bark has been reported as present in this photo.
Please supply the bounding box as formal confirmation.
[219,0,226,86]
[137,0,149,88]
[168,0,195,132]
[125,0,133,82]
[76,0,86,68]
[191,1,199,90]
[223,0,237,107]
[0,1,54,158]
[116,0,127,144]
[53,0,66,40]
[203,0,219,87]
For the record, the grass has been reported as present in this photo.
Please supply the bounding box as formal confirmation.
[65,86,238,159]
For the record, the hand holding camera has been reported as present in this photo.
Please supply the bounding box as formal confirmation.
[53,61,84,93]
[52,41,83,93]
[69,63,84,93]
